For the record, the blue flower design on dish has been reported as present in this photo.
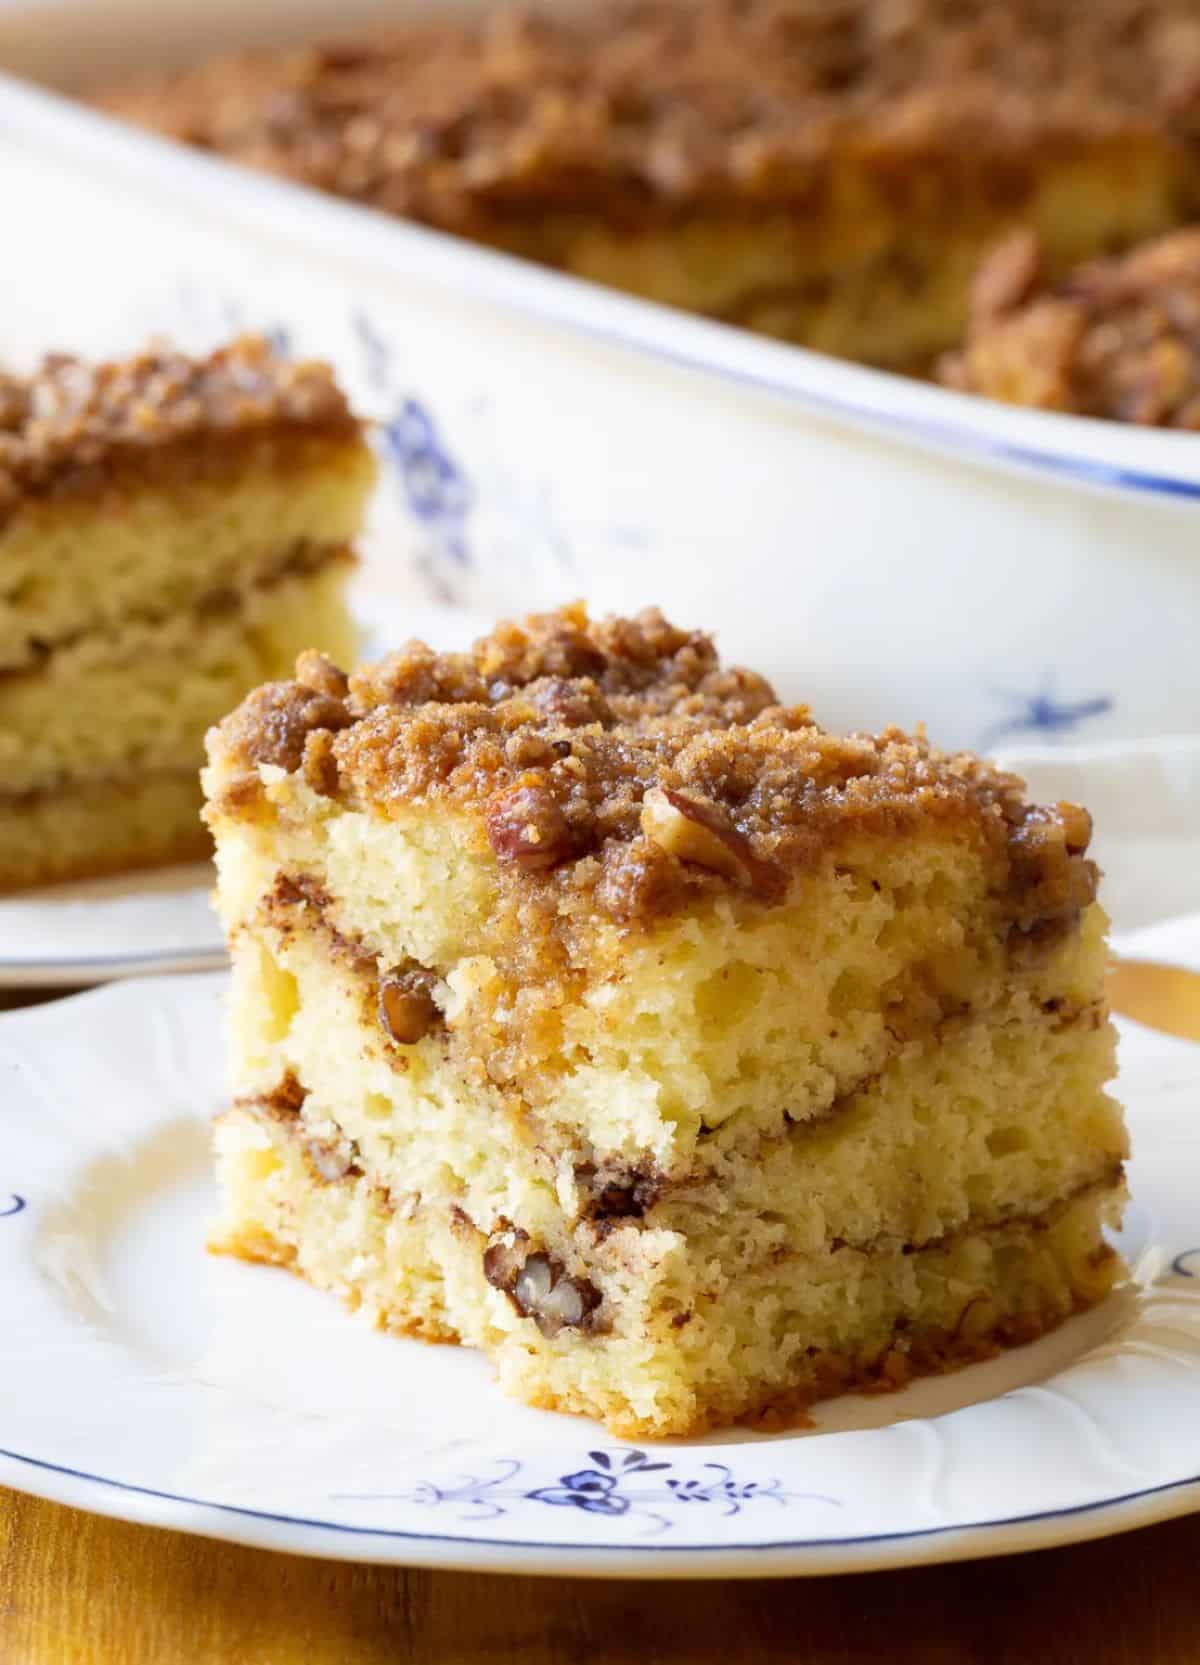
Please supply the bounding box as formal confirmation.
[0,1195,25,1218]
[334,1447,838,1538]
[352,310,395,392]
[979,678,1113,751]
[1171,1249,1200,1279]
[381,399,473,567]
[351,311,474,571]
[529,1450,671,1517]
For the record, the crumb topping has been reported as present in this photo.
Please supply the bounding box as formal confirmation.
[97,0,1200,232]
[208,603,1098,929]
[0,335,359,518]
[939,225,1200,425]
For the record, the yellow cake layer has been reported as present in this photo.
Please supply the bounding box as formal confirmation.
[0,433,375,672]
[226,896,1123,1264]
[0,770,208,891]
[211,775,1111,1171]
[0,559,358,798]
[495,141,1187,368]
[213,1108,1123,1437]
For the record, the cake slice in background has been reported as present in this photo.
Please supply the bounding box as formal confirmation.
[203,605,1126,1437]
[0,336,375,890]
[939,226,1200,426]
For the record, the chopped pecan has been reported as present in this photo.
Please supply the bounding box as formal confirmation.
[530,676,613,728]
[481,1226,529,1292]
[378,962,442,1045]
[1056,800,1093,856]
[640,787,784,898]
[1007,801,1098,934]
[485,778,574,872]
[482,1230,602,1339]
[577,1160,662,1221]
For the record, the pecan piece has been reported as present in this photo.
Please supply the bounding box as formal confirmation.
[530,676,613,728]
[1057,801,1093,856]
[513,1255,601,1337]
[640,787,784,898]
[378,962,441,1045]
[485,779,574,872]
[482,1231,602,1339]
[577,1160,662,1221]
[482,1227,529,1292]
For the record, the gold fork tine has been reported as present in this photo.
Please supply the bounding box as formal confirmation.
[1109,959,1200,1044]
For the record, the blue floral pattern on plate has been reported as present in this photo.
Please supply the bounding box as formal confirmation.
[0,1196,24,1218]
[379,399,473,566]
[353,311,474,571]
[979,679,1113,750]
[334,1448,839,1538]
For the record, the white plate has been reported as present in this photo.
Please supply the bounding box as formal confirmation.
[2,970,1200,1577]
[0,596,484,988]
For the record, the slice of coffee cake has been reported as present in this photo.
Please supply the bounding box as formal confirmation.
[204,606,1126,1437]
[0,336,374,890]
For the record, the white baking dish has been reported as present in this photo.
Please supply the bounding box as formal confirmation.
[2,0,1198,751]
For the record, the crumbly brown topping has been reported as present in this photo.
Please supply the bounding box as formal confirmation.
[208,603,1099,929]
[939,226,1200,425]
[220,679,356,775]
[96,0,1200,232]
[0,335,359,519]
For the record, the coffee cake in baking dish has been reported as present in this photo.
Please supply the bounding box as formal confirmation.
[202,605,1126,1436]
[0,336,373,889]
[98,0,1200,370]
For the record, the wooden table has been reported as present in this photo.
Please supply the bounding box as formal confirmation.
[3,970,1197,1662]
[1,1488,1198,1664]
